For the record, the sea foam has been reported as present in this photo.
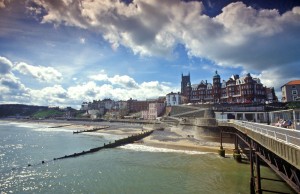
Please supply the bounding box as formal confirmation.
[119,144,211,155]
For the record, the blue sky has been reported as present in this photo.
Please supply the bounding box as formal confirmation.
[1,0,300,108]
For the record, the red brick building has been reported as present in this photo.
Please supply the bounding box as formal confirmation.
[181,71,276,104]
[127,97,165,113]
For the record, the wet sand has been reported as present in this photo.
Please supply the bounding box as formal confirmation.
[1,118,234,154]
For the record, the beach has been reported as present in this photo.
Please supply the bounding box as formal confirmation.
[1,119,295,194]
[2,118,234,154]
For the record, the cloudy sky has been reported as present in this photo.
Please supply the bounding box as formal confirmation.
[1,0,300,108]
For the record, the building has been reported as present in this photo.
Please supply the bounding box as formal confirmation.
[182,71,273,104]
[127,98,150,113]
[181,73,191,100]
[142,102,165,120]
[81,102,89,110]
[102,98,114,110]
[266,87,278,103]
[281,80,300,102]
[166,92,186,106]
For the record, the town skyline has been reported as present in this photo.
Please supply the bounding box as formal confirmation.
[1,0,300,108]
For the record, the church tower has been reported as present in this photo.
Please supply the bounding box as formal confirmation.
[181,73,191,101]
[212,70,221,103]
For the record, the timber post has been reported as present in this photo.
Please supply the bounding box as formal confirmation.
[249,140,255,194]
[233,134,242,162]
[219,128,225,157]
[255,152,262,194]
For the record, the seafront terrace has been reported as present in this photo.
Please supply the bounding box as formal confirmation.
[218,119,300,193]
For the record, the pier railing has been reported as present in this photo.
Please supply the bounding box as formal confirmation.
[218,119,300,148]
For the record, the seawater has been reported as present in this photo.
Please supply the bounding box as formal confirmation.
[0,121,294,194]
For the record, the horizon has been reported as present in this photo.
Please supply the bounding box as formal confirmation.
[1,0,300,108]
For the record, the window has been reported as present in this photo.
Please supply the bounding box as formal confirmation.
[293,96,298,101]
[292,90,298,95]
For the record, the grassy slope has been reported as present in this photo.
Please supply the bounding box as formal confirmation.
[32,109,64,119]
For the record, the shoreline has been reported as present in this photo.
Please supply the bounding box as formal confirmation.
[0,118,234,155]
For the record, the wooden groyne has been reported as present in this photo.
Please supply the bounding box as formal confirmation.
[108,119,158,124]
[48,124,72,128]
[73,126,110,134]
[54,130,154,160]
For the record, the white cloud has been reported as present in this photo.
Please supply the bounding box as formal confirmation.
[14,62,62,82]
[67,79,175,103]
[30,85,68,105]
[0,56,13,74]
[2,2,300,106]
[89,71,139,89]
[80,37,85,44]
[88,70,108,81]
[108,75,139,89]
[30,0,300,74]
[0,73,25,91]
[0,56,29,99]
[0,56,177,107]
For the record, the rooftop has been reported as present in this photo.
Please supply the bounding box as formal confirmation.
[282,80,300,87]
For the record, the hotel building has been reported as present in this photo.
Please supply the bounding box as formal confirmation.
[181,71,276,104]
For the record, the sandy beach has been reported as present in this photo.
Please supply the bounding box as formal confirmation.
[1,118,235,154]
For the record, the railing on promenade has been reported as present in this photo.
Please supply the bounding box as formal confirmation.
[218,119,300,148]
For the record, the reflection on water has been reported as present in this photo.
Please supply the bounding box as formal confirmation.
[0,121,295,194]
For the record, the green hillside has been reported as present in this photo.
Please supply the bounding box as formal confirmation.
[32,109,65,119]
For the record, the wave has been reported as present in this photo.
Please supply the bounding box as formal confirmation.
[84,132,128,140]
[119,144,211,155]
[31,127,72,133]
[5,122,49,129]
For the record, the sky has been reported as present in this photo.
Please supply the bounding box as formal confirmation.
[1,0,300,108]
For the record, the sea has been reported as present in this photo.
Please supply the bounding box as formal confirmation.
[0,121,295,194]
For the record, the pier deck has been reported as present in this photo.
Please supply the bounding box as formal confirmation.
[218,120,300,193]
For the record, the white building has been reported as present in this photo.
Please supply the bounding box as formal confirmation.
[166,92,183,106]
[102,99,114,110]
[81,102,89,110]
[281,80,300,102]
[115,100,128,110]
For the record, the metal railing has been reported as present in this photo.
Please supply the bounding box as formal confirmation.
[234,120,300,148]
[218,119,300,148]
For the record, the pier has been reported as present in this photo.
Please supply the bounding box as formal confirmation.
[218,120,300,193]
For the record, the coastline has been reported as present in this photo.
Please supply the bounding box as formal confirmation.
[0,118,234,155]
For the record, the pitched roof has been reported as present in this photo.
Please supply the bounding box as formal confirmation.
[285,80,300,86]
[281,80,300,88]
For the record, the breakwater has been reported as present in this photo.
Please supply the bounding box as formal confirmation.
[54,130,154,160]
[48,124,72,128]
[73,126,110,134]
[109,119,158,124]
